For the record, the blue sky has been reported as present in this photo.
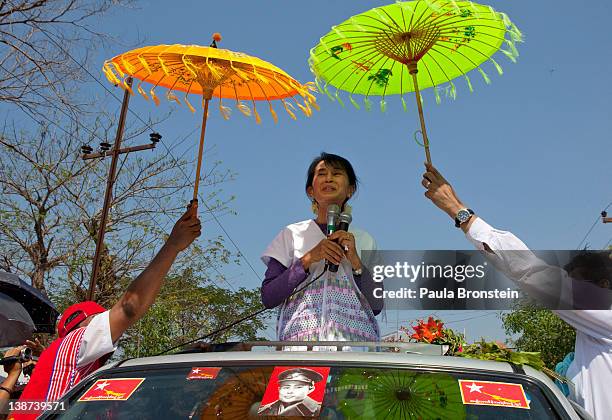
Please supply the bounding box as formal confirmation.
[11,0,612,341]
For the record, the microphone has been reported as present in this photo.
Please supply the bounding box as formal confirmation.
[326,204,340,236]
[324,204,340,271]
[329,209,352,273]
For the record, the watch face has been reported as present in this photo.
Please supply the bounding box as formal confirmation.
[457,209,470,223]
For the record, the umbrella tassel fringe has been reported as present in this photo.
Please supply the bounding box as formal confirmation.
[434,86,441,105]
[238,101,252,117]
[401,96,408,112]
[111,62,125,79]
[364,97,372,111]
[150,88,160,106]
[323,84,335,102]
[449,81,457,100]
[314,78,324,94]
[184,94,196,113]
[283,101,297,120]
[102,64,121,86]
[137,82,149,101]
[349,95,360,110]
[478,67,491,85]
[122,78,134,96]
[166,90,181,106]
[505,39,519,56]
[500,49,517,63]
[296,101,311,117]
[269,105,278,124]
[335,91,345,107]
[464,75,474,93]
[380,99,387,113]
[220,104,232,121]
[491,58,503,75]
[253,104,262,124]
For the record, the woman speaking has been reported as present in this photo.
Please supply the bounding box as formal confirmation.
[261,152,382,343]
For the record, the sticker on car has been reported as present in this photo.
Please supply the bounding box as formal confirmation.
[187,367,222,380]
[458,380,530,409]
[77,378,145,402]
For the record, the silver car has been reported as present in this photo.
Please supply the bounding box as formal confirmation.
[40,342,590,419]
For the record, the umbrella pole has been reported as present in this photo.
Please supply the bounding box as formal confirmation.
[193,97,211,203]
[408,63,432,165]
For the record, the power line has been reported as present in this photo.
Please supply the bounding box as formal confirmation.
[446,312,498,324]
[577,201,612,249]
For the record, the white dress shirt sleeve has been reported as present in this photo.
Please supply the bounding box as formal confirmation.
[76,310,116,367]
[465,217,574,308]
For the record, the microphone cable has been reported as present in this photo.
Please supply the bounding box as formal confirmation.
[155,265,330,356]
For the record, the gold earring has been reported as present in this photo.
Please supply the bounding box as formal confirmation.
[311,199,318,215]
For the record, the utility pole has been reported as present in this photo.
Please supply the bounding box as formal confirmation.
[83,77,162,302]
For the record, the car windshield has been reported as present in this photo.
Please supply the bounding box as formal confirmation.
[48,363,562,419]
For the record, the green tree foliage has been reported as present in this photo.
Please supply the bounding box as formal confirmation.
[502,303,576,368]
[119,269,271,358]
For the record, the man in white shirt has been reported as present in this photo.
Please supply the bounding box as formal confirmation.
[10,203,201,420]
[421,163,611,420]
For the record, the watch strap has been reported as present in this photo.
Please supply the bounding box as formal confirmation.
[454,208,474,228]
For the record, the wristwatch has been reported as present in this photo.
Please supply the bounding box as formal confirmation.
[454,208,474,228]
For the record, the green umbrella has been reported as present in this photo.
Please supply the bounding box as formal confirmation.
[336,369,466,419]
[309,0,522,164]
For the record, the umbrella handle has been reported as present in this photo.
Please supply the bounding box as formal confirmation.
[193,98,211,205]
[410,68,432,165]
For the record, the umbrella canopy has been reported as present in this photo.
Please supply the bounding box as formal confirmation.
[337,369,465,419]
[102,35,318,201]
[309,0,522,163]
[0,291,35,347]
[0,271,59,334]
[199,367,270,419]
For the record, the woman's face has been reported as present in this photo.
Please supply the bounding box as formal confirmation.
[307,160,354,207]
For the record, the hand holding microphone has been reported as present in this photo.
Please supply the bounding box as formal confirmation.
[328,210,353,272]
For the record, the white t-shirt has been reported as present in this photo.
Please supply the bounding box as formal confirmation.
[466,217,612,419]
[76,310,116,367]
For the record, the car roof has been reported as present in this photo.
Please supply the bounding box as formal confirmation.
[106,350,515,372]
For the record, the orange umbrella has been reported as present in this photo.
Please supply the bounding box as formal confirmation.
[103,34,317,201]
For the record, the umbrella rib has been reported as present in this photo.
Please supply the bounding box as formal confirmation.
[423,46,458,87]
[428,45,477,80]
[410,0,437,32]
[380,58,399,101]
[357,13,403,33]
[316,41,388,84]
[363,54,394,98]
[319,46,383,92]
[433,39,499,65]
[378,7,408,34]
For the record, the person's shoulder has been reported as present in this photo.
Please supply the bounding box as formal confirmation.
[286,219,316,233]
[257,399,280,414]
[301,395,321,412]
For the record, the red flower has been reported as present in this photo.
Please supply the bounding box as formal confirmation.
[410,317,445,343]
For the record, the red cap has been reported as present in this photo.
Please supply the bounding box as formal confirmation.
[57,301,106,338]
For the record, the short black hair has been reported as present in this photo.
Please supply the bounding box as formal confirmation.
[305,152,358,196]
[564,251,611,288]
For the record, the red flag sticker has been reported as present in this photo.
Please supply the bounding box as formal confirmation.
[459,380,530,409]
[78,378,145,402]
[187,367,222,380]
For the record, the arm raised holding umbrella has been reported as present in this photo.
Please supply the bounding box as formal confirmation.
[421,163,612,420]
[9,204,201,420]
